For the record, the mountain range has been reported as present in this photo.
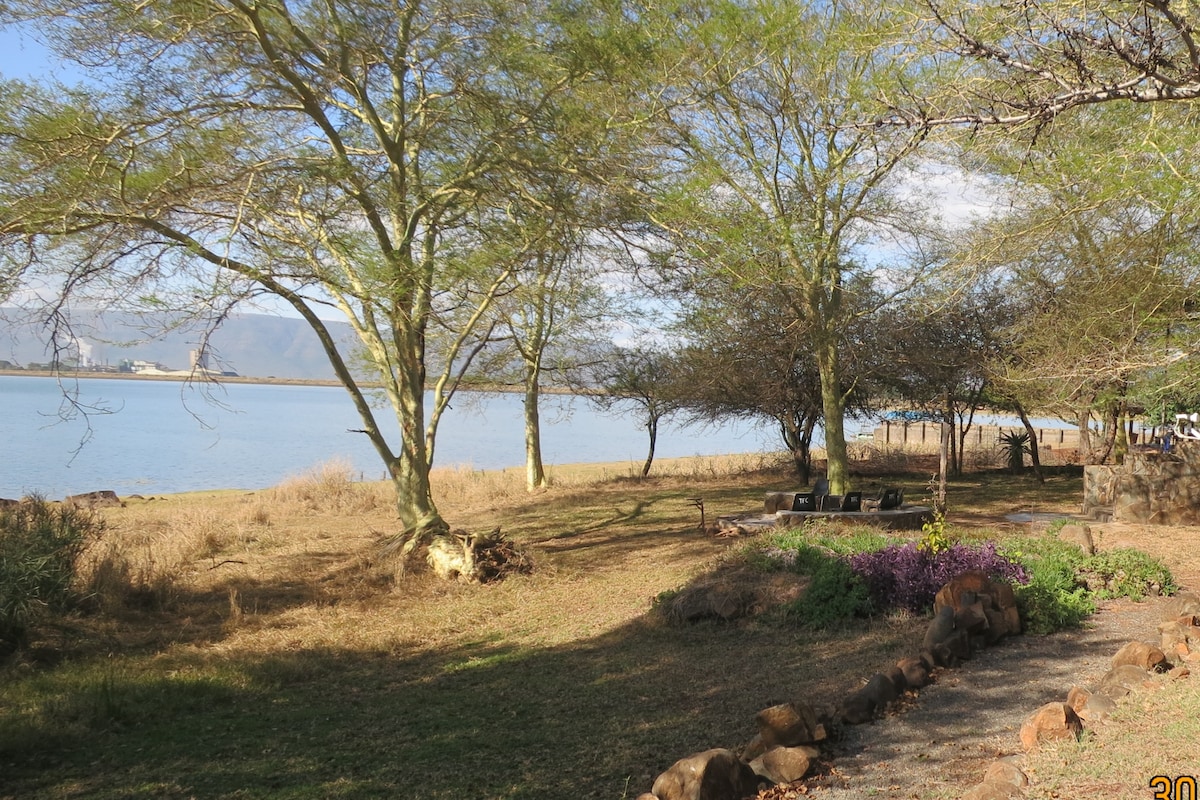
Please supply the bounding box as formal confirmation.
[0,308,356,380]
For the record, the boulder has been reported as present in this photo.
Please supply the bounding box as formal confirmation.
[923,605,957,651]
[1056,523,1095,554]
[933,570,991,615]
[982,756,1028,789]
[896,656,931,689]
[748,745,818,784]
[1077,691,1117,722]
[65,490,123,509]
[1097,664,1153,699]
[764,492,795,513]
[931,571,1021,648]
[1163,592,1200,620]
[1159,616,1200,658]
[651,749,760,800]
[1065,685,1091,713]
[839,671,901,725]
[961,783,1023,800]
[1019,702,1083,750]
[1112,641,1169,672]
[755,701,826,748]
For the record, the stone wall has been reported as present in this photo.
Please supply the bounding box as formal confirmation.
[1084,444,1200,525]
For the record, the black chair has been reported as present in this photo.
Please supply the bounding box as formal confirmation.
[840,491,863,512]
[879,488,901,511]
[791,492,816,512]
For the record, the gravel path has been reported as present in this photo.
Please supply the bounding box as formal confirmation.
[803,596,1170,799]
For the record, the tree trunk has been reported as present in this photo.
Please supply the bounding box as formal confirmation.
[1015,402,1045,484]
[642,414,659,477]
[386,357,450,565]
[523,361,548,491]
[816,340,850,495]
[779,415,814,484]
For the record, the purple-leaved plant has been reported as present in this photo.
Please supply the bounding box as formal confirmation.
[848,541,1028,613]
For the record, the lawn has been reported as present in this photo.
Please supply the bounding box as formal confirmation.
[0,452,1188,799]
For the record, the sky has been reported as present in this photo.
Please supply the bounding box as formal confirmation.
[0,25,59,81]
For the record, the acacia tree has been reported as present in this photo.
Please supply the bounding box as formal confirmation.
[869,280,1017,475]
[909,0,1200,126]
[582,346,682,478]
[488,228,614,492]
[945,103,1200,463]
[647,0,936,495]
[0,0,637,563]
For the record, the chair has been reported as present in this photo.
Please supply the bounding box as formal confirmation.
[812,477,830,497]
[791,492,816,512]
[879,488,901,511]
[840,491,863,512]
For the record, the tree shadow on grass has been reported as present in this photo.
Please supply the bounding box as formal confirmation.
[2,609,930,799]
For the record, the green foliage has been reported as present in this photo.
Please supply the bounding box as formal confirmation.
[918,511,952,555]
[1080,548,1177,600]
[778,546,874,629]
[0,498,103,653]
[1001,535,1176,633]
[999,430,1031,473]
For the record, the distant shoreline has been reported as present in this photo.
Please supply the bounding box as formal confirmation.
[0,368,343,387]
[0,369,578,394]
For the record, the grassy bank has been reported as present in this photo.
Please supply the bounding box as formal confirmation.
[0,454,1193,799]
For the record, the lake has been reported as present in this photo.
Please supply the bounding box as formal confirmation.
[0,375,779,499]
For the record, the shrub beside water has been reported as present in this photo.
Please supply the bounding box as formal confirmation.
[0,498,104,653]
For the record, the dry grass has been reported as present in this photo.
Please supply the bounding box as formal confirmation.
[2,451,1197,799]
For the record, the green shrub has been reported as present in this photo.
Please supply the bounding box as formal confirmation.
[1002,535,1095,634]
[0,498,104,653]
[1080,548,1176,600]
[777,545,874,628]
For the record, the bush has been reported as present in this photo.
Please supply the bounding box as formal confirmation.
[848,541,1028,614]
[1080,548,1177,600]
[0,498,104,652]
[778,546,874,628]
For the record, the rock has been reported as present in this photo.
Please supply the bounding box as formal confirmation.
[748,745,818,784]
[955,600,990,636]
[64,490,123,509]
[1077,691,1117,722]
[839,672,900,724]
[755,701,826,748]
[923,605,957,651]
[897,656,931,689]
[931,571,1021,648]
[1066,685,1091,713]
[1159,616,1200,657]
[764,492,795,513]
[1097,664,1152,699]
[982,756,1028,789]
[636,794,658,800]
[1163,592,1200,620]
[1112,641,1169,672]
[961,782,1022,800]
[1057,522,1095,554]
[1019,702,1082,750]
[934,570,991,615]
[651,749,760,800]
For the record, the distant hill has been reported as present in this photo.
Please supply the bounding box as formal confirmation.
[0,308,357,380]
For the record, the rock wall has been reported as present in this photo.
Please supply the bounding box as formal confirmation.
[1084,444,1200,525]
